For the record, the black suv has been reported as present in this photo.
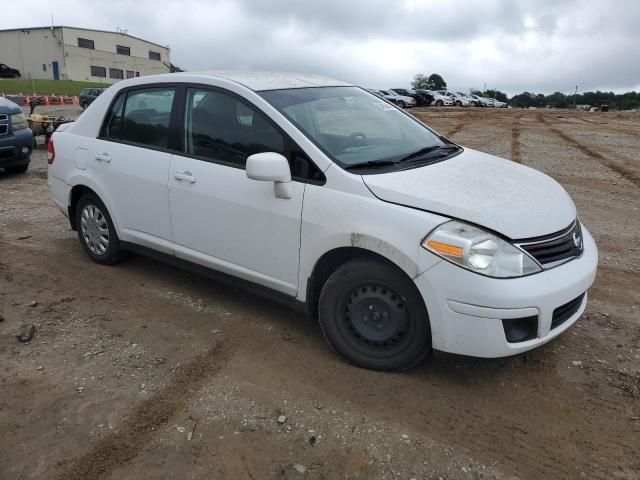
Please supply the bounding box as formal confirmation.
[0,63,21,79]
[79,88,106,109]
[0,97,33,173]
[390,88,433,106]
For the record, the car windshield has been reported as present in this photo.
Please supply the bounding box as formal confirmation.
[260,86,448,168]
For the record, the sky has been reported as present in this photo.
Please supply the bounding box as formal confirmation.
[2,0,639,95]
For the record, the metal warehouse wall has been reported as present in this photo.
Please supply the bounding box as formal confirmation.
[0,28,65,80]
[61,27,171,83]
[0,26,171,83]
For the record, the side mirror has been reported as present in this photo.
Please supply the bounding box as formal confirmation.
[246,152,293,199]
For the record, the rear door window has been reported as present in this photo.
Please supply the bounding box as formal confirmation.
[122,88,175,148]
[101,93,126,139]
[101,87,176,149]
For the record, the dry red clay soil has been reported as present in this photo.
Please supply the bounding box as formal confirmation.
[1,107,639,480]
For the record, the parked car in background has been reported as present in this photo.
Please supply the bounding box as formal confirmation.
[79,88,107,109]
[377,90,416,108]
[436,90,470,107]
[416,89,453,107]
[0,97,33,173]
[47,71,597,371]
[468,94,492,107]
[488,98,508,108]
[390,88,432,106]
[456,92,479,106]
[0,63,21,78]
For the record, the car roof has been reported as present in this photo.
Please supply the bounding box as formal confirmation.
[122,70,353,92]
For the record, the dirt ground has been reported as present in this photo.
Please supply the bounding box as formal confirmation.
[1,107,639,480]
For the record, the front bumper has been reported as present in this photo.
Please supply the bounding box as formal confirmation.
[415,226,598,357]
[0,128,33,168]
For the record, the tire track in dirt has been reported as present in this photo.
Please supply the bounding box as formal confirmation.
[536,113,640,187]
[445,122,465,138]
[575,116,640,138]
[55,344,228,480]
[510,115,522,163]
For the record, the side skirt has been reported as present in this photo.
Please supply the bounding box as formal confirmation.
[120,241,308,316]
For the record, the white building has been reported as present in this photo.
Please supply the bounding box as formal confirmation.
[0,26,172,83]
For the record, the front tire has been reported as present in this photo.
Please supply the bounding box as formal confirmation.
[435,100,444,107]
[455,100,462,107]
[75,193,126,265]
[318,259,431,371]
[397,100,406,108]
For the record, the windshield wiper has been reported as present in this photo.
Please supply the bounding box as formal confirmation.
[344,160,398,170]
[398,144,460,163]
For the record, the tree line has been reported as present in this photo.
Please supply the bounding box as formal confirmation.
[411,73,640,110]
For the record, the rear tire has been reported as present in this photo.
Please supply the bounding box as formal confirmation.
[75,193,126,265]
[435,100,444,107]
[318,259,431,371]
[397,100,406,108]
[455,100,462,107]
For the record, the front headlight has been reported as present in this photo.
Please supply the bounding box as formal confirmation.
[11,113,29,131]
[422,220,542,278]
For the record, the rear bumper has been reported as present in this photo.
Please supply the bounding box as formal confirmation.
[415,226,598,357]
[0,128,33,167]
[47,171,71,216]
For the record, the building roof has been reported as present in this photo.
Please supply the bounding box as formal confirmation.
[0,26,169,51]
[174,70,352,91]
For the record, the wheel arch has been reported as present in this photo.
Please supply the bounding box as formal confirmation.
[305,246,423,322]
[67,184,100,230]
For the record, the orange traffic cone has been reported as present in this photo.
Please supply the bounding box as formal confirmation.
[59,97,64,106]
[45,96,50,106]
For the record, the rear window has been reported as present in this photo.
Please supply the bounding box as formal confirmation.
[101,87,176,149]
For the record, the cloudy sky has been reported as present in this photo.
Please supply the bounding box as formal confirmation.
[2,0,639,95]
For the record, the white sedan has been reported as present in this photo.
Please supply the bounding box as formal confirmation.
[47,71,596,370]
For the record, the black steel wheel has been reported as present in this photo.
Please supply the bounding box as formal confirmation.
[319,258,431,371]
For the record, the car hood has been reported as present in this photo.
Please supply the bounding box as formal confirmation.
[362,148,576,239]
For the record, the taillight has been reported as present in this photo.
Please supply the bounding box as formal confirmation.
[47,139,55,165]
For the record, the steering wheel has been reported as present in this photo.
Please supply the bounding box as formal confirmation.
[338,132,368,152]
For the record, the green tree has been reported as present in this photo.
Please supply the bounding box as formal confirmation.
[411,74,430,90]
[411,73,447,90]
[427,73,447,90]
[485,89,509,102]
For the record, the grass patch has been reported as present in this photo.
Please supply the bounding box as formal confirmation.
[0,79,111,96]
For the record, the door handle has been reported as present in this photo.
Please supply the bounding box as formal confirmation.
[173,171,196,183]
[95,153,111,163]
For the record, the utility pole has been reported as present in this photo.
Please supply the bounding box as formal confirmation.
[483,82,486,93]
[573,85,578,109]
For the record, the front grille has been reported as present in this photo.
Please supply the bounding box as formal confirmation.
[0,148,16,160]
[518,221,583,267]
[551,293,585,330]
